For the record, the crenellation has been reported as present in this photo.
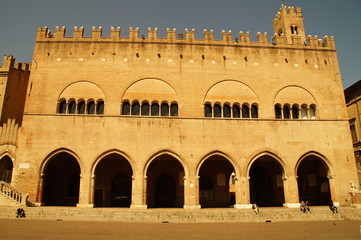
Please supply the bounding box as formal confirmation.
[148,28,158,41]
[166,28,176,40]
[222,30,232,42]
[203,29,214,41]
[55,26,66,39]
[239,31,250,43]
[185,29,195,41]
[129,27,139,40]
[73,26,84,39]
[257,32,267,44]
[92,26,103,39]
[110,27,121,39]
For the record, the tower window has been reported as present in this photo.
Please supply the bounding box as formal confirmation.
[291,25,298,35]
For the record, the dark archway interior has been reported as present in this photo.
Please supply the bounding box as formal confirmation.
[42,153,80,206]
[198,156,234,208]
[94,154,133,207]
[0,156,13,183]
[297,156,331,205]
[249,156,284,207]
[146,155,184,208]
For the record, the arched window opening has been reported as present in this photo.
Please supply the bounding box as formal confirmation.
[141,102,150,116]
[232,104,240,118]
[131,102,140,115]
[58,100,67,114]
[77,101,85,114]
[96,101,104,115]
[122,101,130,115]
[275,104,282,119]
[292,105,299,119]
[251,105,258,118]
[204,104,212,117]
[291,25,298,35]
[161,103,169,116]
[170,103,178,116]
[242,104,250,118]
[301,105,308,119]
[214,104,221,117]
[87,101,95,114]
[283,105,291,119]
[68,100,76,114]
[223,104,231,118]
[309,105,316,119]
[0,156,13,183]
[151,103,159,116]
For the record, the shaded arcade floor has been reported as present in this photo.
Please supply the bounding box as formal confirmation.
[0,219,360,240]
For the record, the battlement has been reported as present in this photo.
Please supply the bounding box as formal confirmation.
[274,4,302,20]
[36,25,335,50]
[0,56,30,73]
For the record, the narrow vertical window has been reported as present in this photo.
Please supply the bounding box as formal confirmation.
[214,104,221,117]
[78,101,85,114]
[251,104,258,118]
[309,105,316,119]
[204,104,212,117]
[58,99,67,114]
[283,105,291,119]
[141,102,150,116]
[242,104,250,118]
[131,102,140,115]
[122,101,130,115]
[68,100,76,114]
[232,104,240,118]
[275,104,282,119]
[87,101,95,114]
[301,105,307,119]
[292,105,299,119]
[151,103,159,116]
[223,104,231,118]
[96,101,104,115]
[161,103,169,116]
[170,103,178,116]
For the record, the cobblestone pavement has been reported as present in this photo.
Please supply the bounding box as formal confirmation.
[0,219,361,240]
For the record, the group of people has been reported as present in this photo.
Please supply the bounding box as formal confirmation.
[300,201,311,213]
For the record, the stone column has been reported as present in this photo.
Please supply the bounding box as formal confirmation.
[77,172,93,208]
[183,173,201,209]
[328,175,339,205]
[36,174,44,205]
[234,176,252,209]
[282,175,300,208]
[130,171,147,209]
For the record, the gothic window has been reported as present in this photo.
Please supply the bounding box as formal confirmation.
[68,100,76,114]
[141,102,150,116]
[78,100,85,114]
[170,103,178,116]
[232,104,240,118]
[292,104,299,119]
[96,100,104,115]
[151,103,159,116]
[122,101,130,115]
[58,99,67,114]
[251,104,258,118]
[275,104,282,119]
[214,104,221,117]
[223,104,231,118]
[283,105,291,119]
[161,103,169,116]
[87,100,95,114]
[131,102,140,115]
[204,104,212,117]
[291,25,298,35]
[242,104,250,118]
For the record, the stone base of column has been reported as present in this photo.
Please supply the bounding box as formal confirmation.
[130,204,148,209]
[283,203,300,208]
[234,204,252,209]
[76,203,94,208]
[183,205,201,209]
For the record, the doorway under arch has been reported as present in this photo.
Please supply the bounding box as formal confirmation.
[297,155,331,205]
[146,154,184,208]
[94,153,133,207]
[198,155,235,208]
[42,152,80,206]
[249,155,285,207]
[0,156,13,183]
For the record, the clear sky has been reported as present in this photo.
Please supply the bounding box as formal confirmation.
[0,0,360,89]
